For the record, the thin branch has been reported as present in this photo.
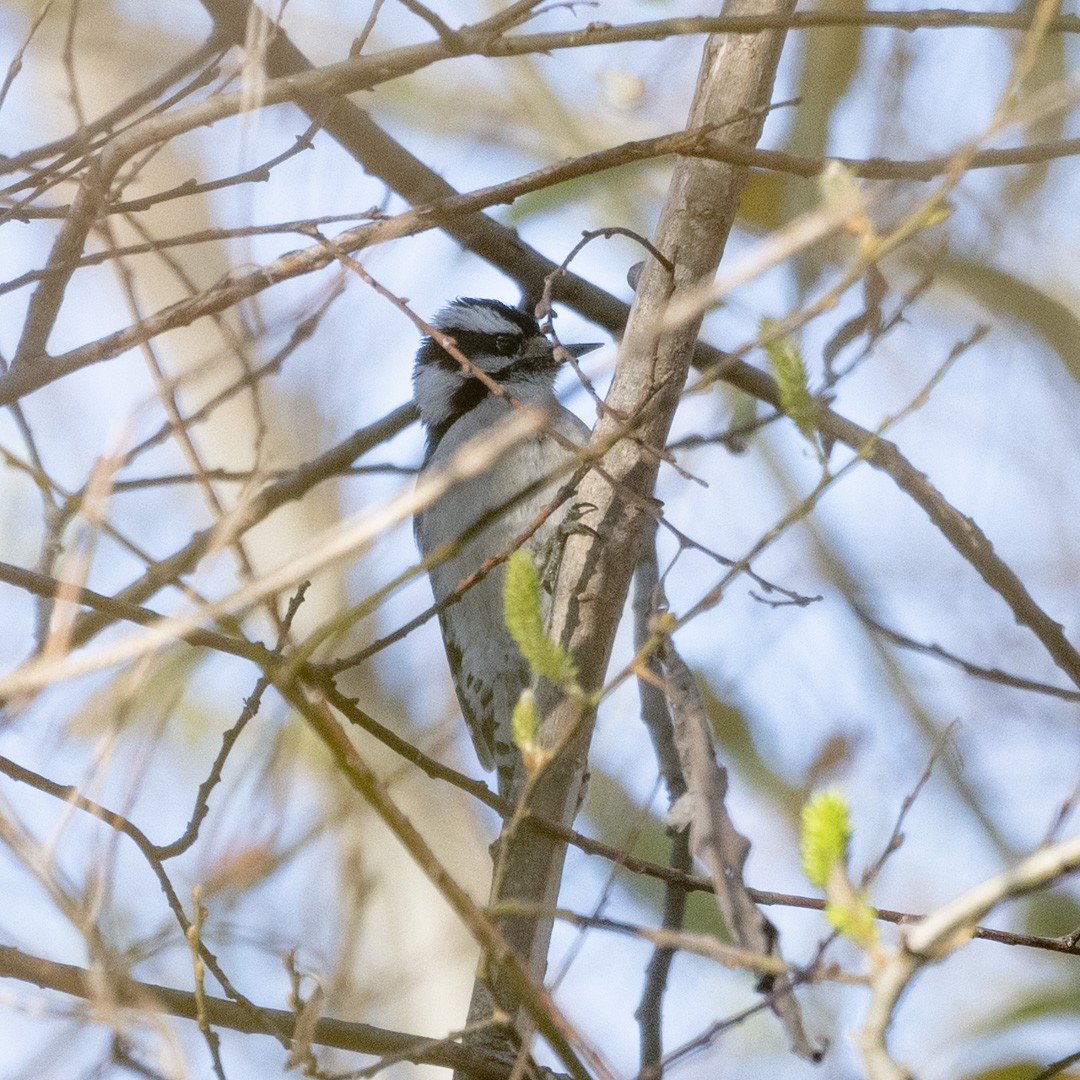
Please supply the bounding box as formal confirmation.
[0,943,517,1080]
[0,411,544,697]
[0,559,273,666]
[396,0,463,44]
[857,832,1080,1080]
[106,125,319,214]
[280,684,607,1080]
[0,755,264,1028]
[106,463,415,491]
[0,0,56,115]
[314,673,503,812]
[1030,1047,1080,1080]
[635,828,691,1078]
[499,905,791,976]
[476,8,1080,51]
[862,734,948,889]
[155,584,309,860]
[0,36,227,176]
[66,403,414,648]
[855,606,1080,702]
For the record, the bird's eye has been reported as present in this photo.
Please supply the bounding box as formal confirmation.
[493,334,518,357]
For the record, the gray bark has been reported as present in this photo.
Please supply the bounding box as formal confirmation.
[463,0,800,1065]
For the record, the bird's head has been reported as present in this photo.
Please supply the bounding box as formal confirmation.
[413,297,600,455]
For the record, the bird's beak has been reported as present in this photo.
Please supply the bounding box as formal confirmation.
[564,341,603,358]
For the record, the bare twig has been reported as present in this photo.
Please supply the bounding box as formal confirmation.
[64,403,415,648]
[471,0,804,1058]
[155,583,310,860]
[857,832,1080,1080]
[855,607,1080,702]
[280,685,608,1080]
[0,411,544,697]
[0,942,519,1079]
[659,639,820,1059]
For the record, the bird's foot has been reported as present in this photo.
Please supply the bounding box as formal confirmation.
[539,501,600,594]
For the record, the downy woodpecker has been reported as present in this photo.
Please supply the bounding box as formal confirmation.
[413,298,600,797]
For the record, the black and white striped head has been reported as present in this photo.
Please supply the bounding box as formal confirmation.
[413,297,600,459]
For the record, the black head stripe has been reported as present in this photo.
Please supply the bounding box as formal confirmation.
[420,299,540,371]
[424,378,489,460]
[417,299,555,462]
[420,330,518,372]
[490,349,560,381]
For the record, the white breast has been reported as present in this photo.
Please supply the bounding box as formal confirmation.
[414,395,590,783]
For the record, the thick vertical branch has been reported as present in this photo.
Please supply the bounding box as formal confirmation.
[478,0,798,1042]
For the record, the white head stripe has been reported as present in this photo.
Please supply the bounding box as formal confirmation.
[435,303,524,335]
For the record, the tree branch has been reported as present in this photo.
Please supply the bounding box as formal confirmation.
[857,832,1080,1080]
[0,943,519,1080]
[471,0,800,1052]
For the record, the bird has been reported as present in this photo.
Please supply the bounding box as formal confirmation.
[413,297,601,798]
